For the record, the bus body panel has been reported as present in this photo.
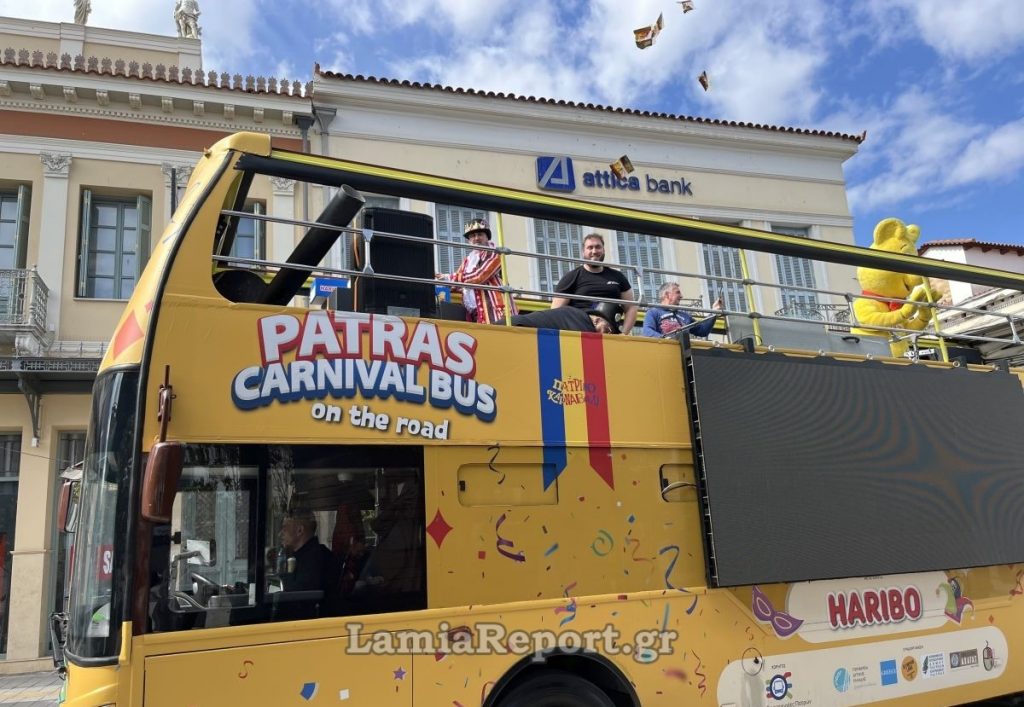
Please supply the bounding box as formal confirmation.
[61,135,1024,707]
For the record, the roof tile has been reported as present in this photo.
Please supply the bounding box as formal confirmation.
[316,68,864,143]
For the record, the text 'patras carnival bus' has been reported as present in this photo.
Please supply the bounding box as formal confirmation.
[52,132,1024,706]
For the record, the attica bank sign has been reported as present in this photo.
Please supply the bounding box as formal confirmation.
[535,155,693,197]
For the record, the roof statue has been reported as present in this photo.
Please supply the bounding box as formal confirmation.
[73,0,91,25]
[174,0,202,39]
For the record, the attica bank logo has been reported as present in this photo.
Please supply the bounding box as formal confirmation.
[536,156,576,192]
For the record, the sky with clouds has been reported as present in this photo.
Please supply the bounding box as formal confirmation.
[3,0,1023,248]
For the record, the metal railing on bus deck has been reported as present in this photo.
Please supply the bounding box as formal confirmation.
[215,208,1024,365]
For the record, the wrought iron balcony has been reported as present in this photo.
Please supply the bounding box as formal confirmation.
[775,303,852,331]
[0,268,49,342]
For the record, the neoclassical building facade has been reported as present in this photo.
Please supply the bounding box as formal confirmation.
[0,13,309,668]
[0,11,866,668]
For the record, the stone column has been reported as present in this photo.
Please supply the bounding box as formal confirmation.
[270,177,296,263]
[37,152,72,336]
[161,163,193,227]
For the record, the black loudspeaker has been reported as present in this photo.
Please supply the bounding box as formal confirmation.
[353,208,436,317]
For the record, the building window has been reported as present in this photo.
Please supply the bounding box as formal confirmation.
[701,244,748,312]
[228,201,265,261]
[616,231,663,302]
[435,204,488,276]
[534,220,583,293]
[77,191,152,299]
[0,433,20,655]
[771,225,819,313]
[0,186,30,270]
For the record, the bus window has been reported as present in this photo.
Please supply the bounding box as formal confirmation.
[148,445,426,632]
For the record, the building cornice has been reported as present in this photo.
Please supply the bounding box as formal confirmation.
[0,63,309,134]
[0,99,300,137]
[0,133,200,165]
[0,16,201,54]
[313,74,861,160]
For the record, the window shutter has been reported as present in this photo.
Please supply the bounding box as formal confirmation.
[15,184,30,269]
[533,219,582,292]
[702,244,748,312]
[771,225,818,310]
[78,189,92,296]
[616,231,663,301]
[436,205,486,275]
[136,194,152,281]
[435,206,450,274]
[252,201,265,260]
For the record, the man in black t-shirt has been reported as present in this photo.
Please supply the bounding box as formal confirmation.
[550,233,638,334]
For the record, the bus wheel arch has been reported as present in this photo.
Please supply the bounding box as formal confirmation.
[485,651,639,707]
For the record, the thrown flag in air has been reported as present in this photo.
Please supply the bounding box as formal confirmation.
[697,71,710,91]
[634,13,664,49]
[610,155,635,180]
[678,0,695,12]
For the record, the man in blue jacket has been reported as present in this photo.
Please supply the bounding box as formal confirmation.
[642,282,723,338]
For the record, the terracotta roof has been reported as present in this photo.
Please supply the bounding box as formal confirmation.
[920,239,1024,255]
[0,49,310,99]
[315,67,866,144]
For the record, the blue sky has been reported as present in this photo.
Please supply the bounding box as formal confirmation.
[5,0,1024,248]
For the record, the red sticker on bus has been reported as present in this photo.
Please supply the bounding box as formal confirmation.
[97,544,113,580]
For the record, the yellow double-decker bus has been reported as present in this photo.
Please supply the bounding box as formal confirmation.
[54,132,1024,706]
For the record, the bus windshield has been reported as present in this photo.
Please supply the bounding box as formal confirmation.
[65,369,138,661]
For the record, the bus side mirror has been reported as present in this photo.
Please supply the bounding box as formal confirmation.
[141,442,184,524]
[57,480,80,534]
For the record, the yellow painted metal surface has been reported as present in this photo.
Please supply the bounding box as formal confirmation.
[68,135,1024,707]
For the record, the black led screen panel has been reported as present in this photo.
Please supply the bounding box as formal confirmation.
[689,348,1024,587]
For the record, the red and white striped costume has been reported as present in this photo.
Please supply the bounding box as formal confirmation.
[449,241,518,324]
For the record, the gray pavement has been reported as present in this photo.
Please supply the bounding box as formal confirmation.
[0,670,61,707]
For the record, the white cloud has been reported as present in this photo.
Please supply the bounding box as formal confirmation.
[314,31,357,75]
[903,0,1024,63]
[699,26,823,124]
[376,0,507,34]
[951,118,1024,185]
[857,0,1024,63]
[845,88,1024,214]
[384,0,833,128]
[390,1,594,102]
[190,1,259,74]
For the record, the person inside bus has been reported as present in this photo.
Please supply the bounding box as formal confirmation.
[436,219,518,324]
[642,282,724,338]
[353,472,425,613]
[275,508,341,619]
[550,232,638,334]
[510,301,620,334]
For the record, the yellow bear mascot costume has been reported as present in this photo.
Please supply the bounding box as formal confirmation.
[851,218,939,356]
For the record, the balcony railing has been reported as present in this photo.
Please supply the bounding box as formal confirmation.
[0,268,48,340]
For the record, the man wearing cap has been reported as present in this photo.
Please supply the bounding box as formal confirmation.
[510,301,618,334]
[550,233,638,334]
[437,219,517,324]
